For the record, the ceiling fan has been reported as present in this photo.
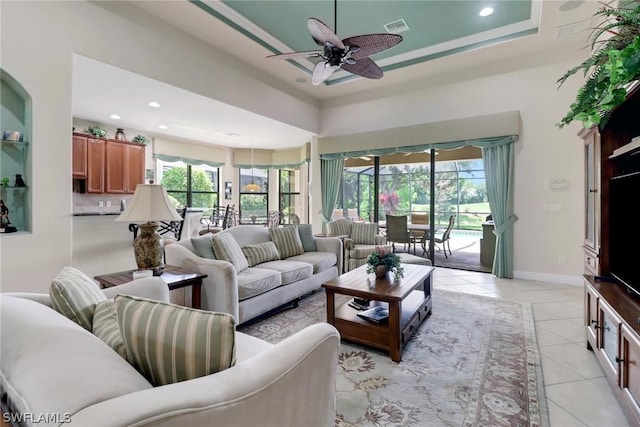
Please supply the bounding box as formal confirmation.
[266,0,403,85]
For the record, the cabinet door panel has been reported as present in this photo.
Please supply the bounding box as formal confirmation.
[126,145,144,193]
[87,139,105,193]
[621,325,640,414]
[72,135,87,178]
[599,302,621,382]
[105,141,127,193]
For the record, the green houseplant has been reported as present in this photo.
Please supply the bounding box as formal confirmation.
[132,135,150,146]
[85,125,107,138]
[558,1,640,129]
[366,246,404,282]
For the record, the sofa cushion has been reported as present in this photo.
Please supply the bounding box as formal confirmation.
[92,299,131,362]
[297,224,317,252]
[257,260,313,285]
[242,241,281,267]
[351,222,378,245]
[236,268,282,300]
[348,244,380,259]
[190,233,216,259]
[212,233,249,272]
[114,295,236,386]
[0,296,152,419]
[326,218,352,237]
[49,266,107,331]
[269,227,304,259]
[287,252,337,274]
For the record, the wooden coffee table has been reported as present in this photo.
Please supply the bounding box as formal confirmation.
[94,265,207,309]
[322,264,434,362]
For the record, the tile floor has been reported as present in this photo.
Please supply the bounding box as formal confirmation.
[433,267,632,427]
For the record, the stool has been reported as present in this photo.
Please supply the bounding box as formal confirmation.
[396,252,432,266]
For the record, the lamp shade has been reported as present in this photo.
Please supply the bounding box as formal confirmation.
[243,182,261,192]
[116,184,182,223]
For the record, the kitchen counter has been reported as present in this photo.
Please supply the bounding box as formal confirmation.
[73,212,122,216]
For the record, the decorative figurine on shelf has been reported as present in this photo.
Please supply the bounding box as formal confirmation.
[1,200,9,225]
[0,199,16,232]
[115,128,126,141]
[14,174,26,187]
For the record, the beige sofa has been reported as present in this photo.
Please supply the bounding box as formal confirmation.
[326,218,390,272]
[0,277,340,427]
[165,225,342,325]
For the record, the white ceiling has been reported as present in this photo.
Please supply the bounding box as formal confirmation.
[72,0,599,150]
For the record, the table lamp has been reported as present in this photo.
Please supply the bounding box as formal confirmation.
[116,184,182,275]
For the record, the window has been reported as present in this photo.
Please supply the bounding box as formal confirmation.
[341,158,489,230]
[239,167,268,223]
[279,169,301,222]
[158,160,219,210]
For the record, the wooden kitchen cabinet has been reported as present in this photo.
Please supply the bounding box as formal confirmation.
[86,138,105,193]
[72,135,87,178]
[105,140,144,194]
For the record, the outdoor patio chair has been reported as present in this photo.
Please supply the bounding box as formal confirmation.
[385,214,418,255]
[432,214,456,258]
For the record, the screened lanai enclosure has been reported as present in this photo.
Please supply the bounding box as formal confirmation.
[337,158,491,231]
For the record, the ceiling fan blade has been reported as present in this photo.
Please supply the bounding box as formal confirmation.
[342,34,403,59]
[266,50,322,60]
[307,18,345,49]
[340,57,383,80]
[311,61,338,85]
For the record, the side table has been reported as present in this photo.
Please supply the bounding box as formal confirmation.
[94,265,207,309]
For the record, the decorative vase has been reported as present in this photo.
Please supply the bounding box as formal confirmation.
[14,174,26,187]
[115,128,126,141]
[375,265,388,278]
[133,222,164,275]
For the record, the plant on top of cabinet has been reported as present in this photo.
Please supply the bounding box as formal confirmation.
[557,1,640,129]
[85,125,107,138]
[132,135,150,146]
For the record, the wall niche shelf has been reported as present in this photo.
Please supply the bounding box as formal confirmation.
[1,69,32,234]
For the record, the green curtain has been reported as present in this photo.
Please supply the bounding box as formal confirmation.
[153,154,224,167]
[481,143,518,278]
[319,136,517,160]
[320,158,344,233]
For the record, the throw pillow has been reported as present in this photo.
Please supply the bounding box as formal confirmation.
[92,299,131,362]
[297,224,317,252]
[50,266,107,331]
[351,222,378,245]
[269,226,304,259]
[242,242,281,267]
[211,233,249,272]
[190,233,216,259]
[114,294,236,386]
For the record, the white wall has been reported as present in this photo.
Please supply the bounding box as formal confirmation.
[313,59,587,284]
[0,1,318,291]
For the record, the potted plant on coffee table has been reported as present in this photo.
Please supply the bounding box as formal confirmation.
[366,246,404,282]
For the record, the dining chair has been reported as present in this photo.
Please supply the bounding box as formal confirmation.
[433,214,456,258]
[385,214,417,255]
[410,212,429,249]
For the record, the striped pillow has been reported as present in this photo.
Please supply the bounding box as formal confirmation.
[242,242,281,267]
[92,299,131,362]
[50,266,107,331]
[212,233,249,272]
[269,226,304,259]
[114,295,236,386]
[351,222,378,245]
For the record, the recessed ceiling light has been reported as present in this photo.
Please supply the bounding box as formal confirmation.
[110,114,121,120]
[226,133,240,138]
[479,7,494,17]
[295,77,307,83]
[158,124,168,130]
[147,101,161,108]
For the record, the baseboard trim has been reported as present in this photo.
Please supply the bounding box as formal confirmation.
[513,270,583,286]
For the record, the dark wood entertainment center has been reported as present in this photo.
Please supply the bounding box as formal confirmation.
[579,83,640,425]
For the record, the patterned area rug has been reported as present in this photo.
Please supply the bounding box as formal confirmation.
[239,289,548,427]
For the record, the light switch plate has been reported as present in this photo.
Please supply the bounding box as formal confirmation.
[544,203,562,212]
[550,179,569,190]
